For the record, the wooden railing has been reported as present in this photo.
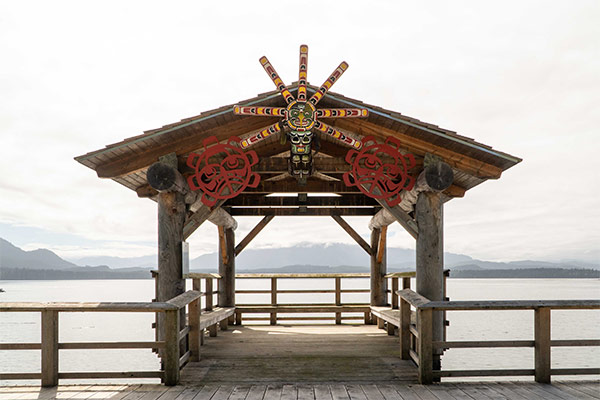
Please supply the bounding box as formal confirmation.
[235,273,372,324]
[0,275,223,387]
[398,288,600,384]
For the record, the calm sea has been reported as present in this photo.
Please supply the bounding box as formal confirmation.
[0,278,598,384]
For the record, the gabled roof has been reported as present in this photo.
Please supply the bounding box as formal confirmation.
[75,84,521,204]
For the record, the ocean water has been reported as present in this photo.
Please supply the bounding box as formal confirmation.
[0,278,598,384]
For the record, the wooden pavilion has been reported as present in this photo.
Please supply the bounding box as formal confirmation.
[75,78,520,371]
[3,53,599,392]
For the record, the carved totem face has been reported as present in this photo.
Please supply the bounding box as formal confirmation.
[286,101,315,178]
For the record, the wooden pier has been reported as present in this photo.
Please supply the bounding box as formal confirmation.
[1,324,599,399]
[2,381,599,399]
[2,68,598,399]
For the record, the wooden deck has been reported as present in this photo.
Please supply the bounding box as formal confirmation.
[1,382,598,400]
[181,325,415,384]
[1,325,598,399]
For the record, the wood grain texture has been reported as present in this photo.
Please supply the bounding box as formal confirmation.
[415,191,444,361]
[2,382,596,400]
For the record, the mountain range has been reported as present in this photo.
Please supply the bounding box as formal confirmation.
[1,237,597,278]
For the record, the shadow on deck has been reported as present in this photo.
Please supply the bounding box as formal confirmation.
[180,325,417,385]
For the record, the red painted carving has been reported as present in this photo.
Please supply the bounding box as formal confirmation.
[186,136,260,207]
[343,136,416,207]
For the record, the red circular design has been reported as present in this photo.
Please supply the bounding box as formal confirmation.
[343,136,416,207]
[186,136,260,207]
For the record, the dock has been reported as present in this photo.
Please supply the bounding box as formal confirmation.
[1,325,599,399]
[2,381,599,400]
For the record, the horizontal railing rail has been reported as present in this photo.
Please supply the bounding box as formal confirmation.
[397,288,600,384]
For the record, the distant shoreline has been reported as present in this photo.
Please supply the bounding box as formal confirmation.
[0,267,598,280]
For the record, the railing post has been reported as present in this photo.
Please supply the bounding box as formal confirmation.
[205,278,213,311]
[402,277,411,290]
[164,309,180,385]
[417,307,433,384]
[189,279,201,362]
[535,307,551,383]
[400,297,411,360]
[391,277,399,309]
[270,277,277,325]
[335,277,342,324]
[41,310,59,387]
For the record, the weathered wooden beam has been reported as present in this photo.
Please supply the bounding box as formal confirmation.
[415,191,444,372]
[372,203,419,239]
[370,228,387,306]
[243,180,362,194]
[155,154,187,357]
[41,310,58,387]
[227,194,378,207]
[147,157,189,194]
[219,227,236,308]
[226,207,378,216]
[183,200,225,240]
[535,307,551,383]
[137,184,159,198]
[331,215,372,255]
[377,225,387,264]
[208,208,237,230]
[235,215,275,256]
[395,160,455,213]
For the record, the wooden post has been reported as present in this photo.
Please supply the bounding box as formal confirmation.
[335,277,342,325]
[218,227,236,308]
[417,308,433,384]
[189,279,201,362]
[392,277,399,309]
[164,309,180,385]
[386,320,395,335]
[400,298,410,360]
[370,228,387,306]
[415,191,444,372]
[403,277,411,289]
[155,155,186,353]
[205,278,213,311]
[270,277,277,325]
[41,310,58,387]
[535,307,551,383]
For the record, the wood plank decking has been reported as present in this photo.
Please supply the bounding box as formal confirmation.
[181,325,415,384]
[1,382,598,400]
[1,326,598,399]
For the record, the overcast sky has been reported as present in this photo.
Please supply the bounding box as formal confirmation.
[0,1,598,264]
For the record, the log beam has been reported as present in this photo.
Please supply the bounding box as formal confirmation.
[371,203,419,239]
[183,201,226,240]
[208,208,238,230]
[331,215,372,255]
[235,215,275,256]
[227,194,378,207]
[219,227,236,308]
[395,160,455,214]
[226,207,378,216]
[155,155,187,355]
[415,191,444,372]
[370,228,387,306]
[147,158,189,194]
[377,225,387,264]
